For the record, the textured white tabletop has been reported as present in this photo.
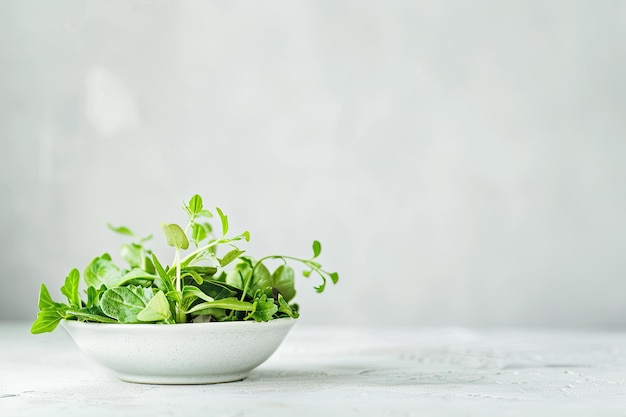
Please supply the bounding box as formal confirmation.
[1,322,626,416]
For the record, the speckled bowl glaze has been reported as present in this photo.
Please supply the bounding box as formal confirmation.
[61,318,296,384]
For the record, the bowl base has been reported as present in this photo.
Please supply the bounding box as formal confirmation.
[116,372,249,385]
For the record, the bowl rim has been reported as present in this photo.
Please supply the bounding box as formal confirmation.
[61,316,297,330]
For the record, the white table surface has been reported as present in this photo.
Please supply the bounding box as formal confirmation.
[1,322,626,416]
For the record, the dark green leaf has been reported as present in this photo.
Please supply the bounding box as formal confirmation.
[272,265,296,302]
[60,268,81,308]
[312,240,322,258]
[246,294,278,322]
[192,279,239,300]
[249,262,272,294]
[277,294,299,318]
[161,222,189,250]
[182,265,218,277]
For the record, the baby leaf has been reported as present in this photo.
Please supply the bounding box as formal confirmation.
[161,222,189,250]
[186,297,254,314]
[272,265,296,302]
[312,240,322,258]
[188,194,203,216]
[215,207,228,236]
[329,272,339,284]
[182,269,204,285]
[219,248,244,267]
[107,224,135,237]
[38,284,65,310]
[246,294,278,322]
[277,294,299,318]
[152,253,175,293]
[182,285,214,303]
[31,308,66,334]
[120,243,142,268]
[137,290,170,322]
[60,268,81,309]
[84,254,124,289]
[100,286,153,323]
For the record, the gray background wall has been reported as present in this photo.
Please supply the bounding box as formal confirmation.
[1,0,625,326]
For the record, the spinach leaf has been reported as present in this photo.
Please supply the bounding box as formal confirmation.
[272,265,296,302]
[100,286,154,323]
[137,290,171,322]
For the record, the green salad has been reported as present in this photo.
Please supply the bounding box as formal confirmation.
[31,194,338,333]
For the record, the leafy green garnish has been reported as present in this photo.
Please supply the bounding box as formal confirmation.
[31,194,339,333]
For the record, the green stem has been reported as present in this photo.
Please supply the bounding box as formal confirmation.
[166,239,223,274]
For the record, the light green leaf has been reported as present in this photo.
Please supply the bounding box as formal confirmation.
[199,209,213,218]
[38,284,65,310]
[83,254,124,289]
[182,286,214,311]
[182,269,204,285]
[107,224,135,237]
[329,272,339,284]
[60,268,81,308]
[31,309,65,334]
[188,194,203,215]
[191,222,212,246]
[219,248,244,267]
[118,268,158,286]
[215,207,228,236]
[137,291,170,322]
[100,286,153,323]
[161,222,189,250]
[152,253,175,293]
[186,297,254,314]
[312,240,322,258]
[120,243,142,268]
[67,307,117,323]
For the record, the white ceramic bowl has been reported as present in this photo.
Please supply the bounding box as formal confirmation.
[61,318,296,384]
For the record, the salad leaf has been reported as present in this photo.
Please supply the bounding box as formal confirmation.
[100,286,155,323]
[31,193,339,332]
